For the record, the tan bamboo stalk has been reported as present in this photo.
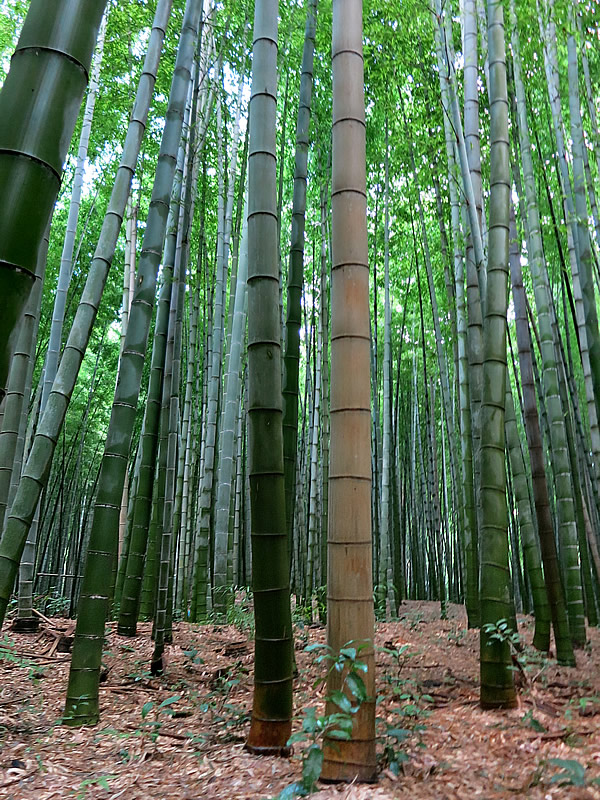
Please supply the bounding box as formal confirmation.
[322,0,376,781]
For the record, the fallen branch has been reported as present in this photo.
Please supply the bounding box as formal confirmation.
[31,608,58,628]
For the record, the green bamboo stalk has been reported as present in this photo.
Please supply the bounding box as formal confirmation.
[282,0,318,548]
[511,0,584,654]
[0,0,175,631]
[153,77,202,668]
[213,194,248,614]
[566,8,600,428]
[479,0,516,709]
[245,0,294,756]
[175,282,199,609]
[432,2,479,626]
[42,13,107,412]
[0,0,108,398]
[377,126,392,617]
[191,88,227,621]
[0,228,46,531]
[62,0,201,726]
[116,260,175,636]
[319,178,330,614]
[504,373,551,651]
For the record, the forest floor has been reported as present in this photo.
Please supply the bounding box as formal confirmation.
[1,600,600,799]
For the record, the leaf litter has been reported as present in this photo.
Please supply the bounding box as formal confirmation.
[0,601,599,799]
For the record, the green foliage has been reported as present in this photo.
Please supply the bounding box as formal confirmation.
[564,694,600,721]
[575,696,600,714]
[377,643,432,774]
[226,590,254,636]
[139,694,182,743]
[520,709,546,733]
[123,659,154,685]
[380,725,411,776]
[482,619,520,648]
[379,642,411,673]
[181,645,204,666]
[0,0,27,82]
[197,662,250,735]
[272,642,369,799]
[0,634,47,681]
[446,627,467,646]
[37,592,71,618]
[548,758,600,788]
[74,775,116,799]
[483,619,550,688]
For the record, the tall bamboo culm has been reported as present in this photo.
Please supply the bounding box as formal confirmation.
[478,0,516,709]
[322,0,376,782]
[245,0,294,756]
[0,0,108,398]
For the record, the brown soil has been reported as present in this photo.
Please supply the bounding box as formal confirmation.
[1,601,600,799]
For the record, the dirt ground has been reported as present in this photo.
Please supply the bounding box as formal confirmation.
[1,600,600,799]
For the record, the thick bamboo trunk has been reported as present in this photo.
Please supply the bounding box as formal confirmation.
[478,0,516,709]
[0,0,108,397]
[322,0,376,782]
[245,0,294,756]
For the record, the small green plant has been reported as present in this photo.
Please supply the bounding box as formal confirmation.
[447,627,467,646]
[38,592,70,618]
[124,659,154,685]
[140,694,182,744]
[482,618,520,649]
[483,619,549,688]
[74,775,116,799]
[576,696,599,715]
[379,723,411,775]
[520,709,546,733]
[548,758,600,788]
[315,586,326,623]
[379,642,411,681]
[0,634,47,681]
[378,644,429,718]
[376,643,432,774]
[182,645,204,666]
[391,682,433,720]
[292,598,315,626]
[197,663,249,736]
[226,589,254,635]
[406,610,424,631]
[274,642,370,799]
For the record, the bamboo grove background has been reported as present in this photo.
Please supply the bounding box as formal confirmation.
[0,0,599,729]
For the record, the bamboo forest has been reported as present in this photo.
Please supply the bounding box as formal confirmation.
[0,0,600,796]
